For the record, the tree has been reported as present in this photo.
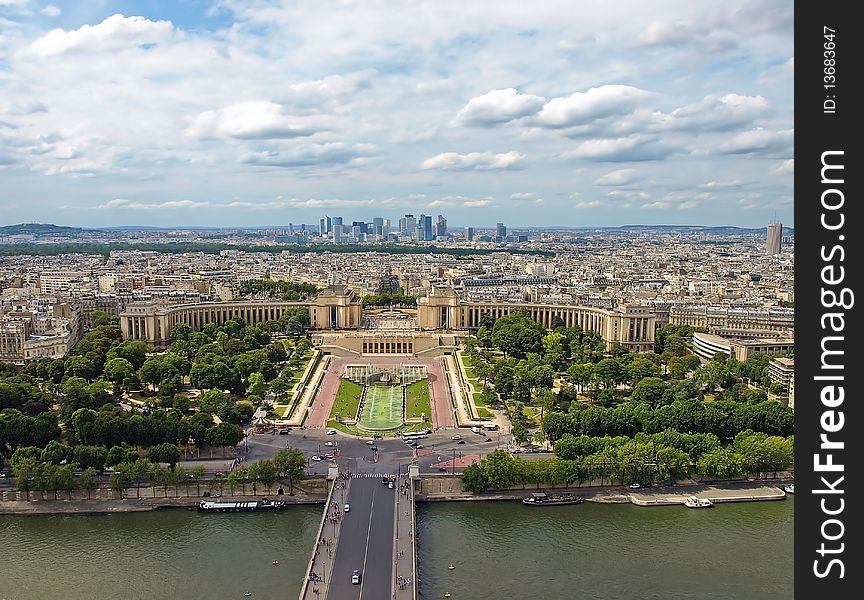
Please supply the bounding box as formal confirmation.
[632,377,669,407]
[511,423,529,445]
[627,357,660,387]
[254,459,278,493]
[56,464,77,499]
[594,358,627,390]
[13,456,38,501]
[109,463,132,498]
[138,357,164,393]
[104,357,135,396]
[492,312,546,358]
[247,372,265,398]
[80,467,99,499]
[148,443,181,470]
[274,447,306,494]
[461,463,489,492]
[206,422,244,456]
[482,449,518,490]
[64,355,98,381]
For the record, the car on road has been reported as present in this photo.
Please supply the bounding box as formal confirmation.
[451,435,462,440]
[388,481,394,489]
[321,453,334,459]
[326,429,337,435]
[278,428,291,435]
[438,467,448,472]
[365,440,375,445]
[456,440,465,445]
[324,440,335,446]
[370,446,378,452]
[311,455,322,462]
[351,569,361,584]
[344,503,350,512]
[629,483,641,489]
[415,444,424,449]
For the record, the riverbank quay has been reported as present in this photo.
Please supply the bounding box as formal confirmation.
[415,474,792,506]
[0,477,329,515]
[0,493,327,515]
[629,481,787,506]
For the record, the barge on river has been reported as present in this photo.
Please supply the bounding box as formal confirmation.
[522,492,584,506]
[198,498,287,513]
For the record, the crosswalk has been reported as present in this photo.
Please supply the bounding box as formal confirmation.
[349,472,396,478]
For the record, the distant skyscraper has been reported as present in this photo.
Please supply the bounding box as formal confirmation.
[464,226,474,241]
[400,214,416,235]
[326,215,332,233]
[373,217,384,236]
[496,222,507,239]
[352,225,362,239]
[766,222,782,255]
[333,224,344,243]
[319,218,326,236]
[414,224,424,241]
[436,215,447,238]
[422,214,433,240]
[382,218,391,238]
[332,216,343,228]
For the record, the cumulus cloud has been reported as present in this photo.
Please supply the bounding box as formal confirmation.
[560,137,676,162]
[510,192,542,203]
[18,14,174,58]
[420,151,525,171]
[636,20,738,54]
[187,101,322,140]
[240,143,376,168]
[775,159,794,174]
[100,198,210,210]
[533,85,653,129]
[40,4,60,17]
[668,93,772,132]
[717,127,793,156]
[594,168,638,186]
[452,88,546,127]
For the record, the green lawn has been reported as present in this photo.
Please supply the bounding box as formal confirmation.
[359,384,403,430]
[329,379,363,421]
[405,380,431,420]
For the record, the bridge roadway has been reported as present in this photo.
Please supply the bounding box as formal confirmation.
[327,477,396,600]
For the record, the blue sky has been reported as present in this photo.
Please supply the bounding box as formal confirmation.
[0,0,793,228]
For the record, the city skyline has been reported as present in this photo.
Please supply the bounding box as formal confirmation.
[0,1,792,228]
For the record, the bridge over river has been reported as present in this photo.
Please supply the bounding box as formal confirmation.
[299,464,418,600]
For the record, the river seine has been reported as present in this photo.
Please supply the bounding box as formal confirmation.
[1,498,792,600]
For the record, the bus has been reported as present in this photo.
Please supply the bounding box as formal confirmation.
[402,429,431,440]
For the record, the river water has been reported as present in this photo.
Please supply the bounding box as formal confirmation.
[1,499,792,600]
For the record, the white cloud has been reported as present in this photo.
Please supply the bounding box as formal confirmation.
[668,93,772,132]
[718,127,793,155]
[420,151,525,171]
[510,192,542,203]
[560,136,676,162]
[452,88,546,127]
[40,4,60,17]
[534,85,653,129]
[594,168,638,186]
[18,14,174,58]
[775,159,794,174]
[240,143,376,168]
[187,101,323,140]
[100,198,210,210]
[463,198,494,207]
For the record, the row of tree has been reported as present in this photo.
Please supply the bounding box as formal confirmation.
[541,397,793,442]
[462,430,793,492]
[11,447,307,500]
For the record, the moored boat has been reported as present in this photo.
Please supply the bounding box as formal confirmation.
[683,496,713,508]
[782,483,794,494]
[522,492,584,506]
[198,498,286,513]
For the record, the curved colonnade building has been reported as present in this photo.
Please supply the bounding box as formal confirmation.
[121,285,657,353]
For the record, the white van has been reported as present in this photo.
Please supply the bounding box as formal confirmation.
[471,426,481,434]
